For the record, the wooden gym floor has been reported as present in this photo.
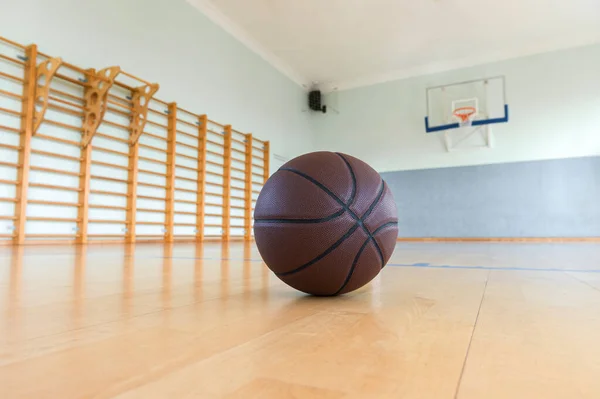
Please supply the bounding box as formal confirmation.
[1,242,600,398]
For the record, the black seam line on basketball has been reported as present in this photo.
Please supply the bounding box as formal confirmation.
[276,223,361,277]
[357,181,386,266]
[370,221,399,269]
[280,168,360,220]
[335,153,356,207]
[358,180,385,222]
[332,237,371,295]
[254,208,345,224]
[372,221,399,236]
[369,236,385,267]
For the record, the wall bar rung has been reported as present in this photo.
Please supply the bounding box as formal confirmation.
[175,164,198,172]
[206,149,223,157]
[0,106,21,117]
[177,119,198,129]
[91,160,129,170]
[175,105,198,118]
[30,166,81,177]
[139,143,165,153]
[35,133,81,147]
[205,170,222,178]
[88,219,125,224]
[89,189,129,197]
[143,131,167,141]
[176,187,198,194]
[139,168,167,177]
[48,88,83,104]
[175,175,197,183]
[137,208,167,214]
[42,119,83,132]
[208,119,224,127]
[137,181,165,189]
[0,124,22,134]
[176,152,196,161]
[97,130,129,143]
[0,71,24,83]
[28,199,80,207]
[0,35,26,48]
[205,139,223,147]
[138,155,167,165]
[0,89,23,101]
[94,146,130,157]
[106,106,130,118]
[174,198,197,205]
[174,210,197,216]
[30,183,81,192]
[87,234,125,238]
[176,130,196,140]
[107,93,133,106]
[89,204,127,210]
[137,194,165,201]
[91,175,129,183]
[146,120,168,129]
[44,102,84,118]
[27,217,80,222]
[175,141,196,150]
[206,160,223,167]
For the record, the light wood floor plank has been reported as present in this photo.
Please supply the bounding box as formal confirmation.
[1,242,600,398]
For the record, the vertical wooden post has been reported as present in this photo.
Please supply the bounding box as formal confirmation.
[196,115,207,242]
[244,133,253,241]
[77,144,92,244]
[76,67,97,244]
[165,102,177,243]
[222,125,232,241]
[13,44,37,245]
[263,141,270,183]
[126,143,139,243]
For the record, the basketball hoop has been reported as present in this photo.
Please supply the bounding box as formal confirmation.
[453,106,476,126]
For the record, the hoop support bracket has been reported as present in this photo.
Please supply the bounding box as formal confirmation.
[33,57,63,135]
[129,83,159,146]
[81,66,121,148]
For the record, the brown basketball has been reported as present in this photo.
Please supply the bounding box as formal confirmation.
[253,151,399,296]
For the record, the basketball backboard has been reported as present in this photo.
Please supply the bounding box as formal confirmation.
[425,76,508,133]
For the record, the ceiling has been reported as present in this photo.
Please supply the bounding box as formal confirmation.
[187,0,600,91]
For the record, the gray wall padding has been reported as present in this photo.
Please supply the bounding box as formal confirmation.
[381,156,600,237]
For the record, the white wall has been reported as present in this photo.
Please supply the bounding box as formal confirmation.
[314,44,600,172]
[0,0,312,239]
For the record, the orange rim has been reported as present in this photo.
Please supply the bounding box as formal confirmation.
[453,106,476,123]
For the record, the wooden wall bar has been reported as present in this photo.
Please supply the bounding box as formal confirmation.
[0,35,270,245]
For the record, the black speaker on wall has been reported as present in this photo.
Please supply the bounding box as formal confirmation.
[308,90,327,113]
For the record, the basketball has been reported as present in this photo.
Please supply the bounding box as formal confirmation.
[253,151,399,296]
